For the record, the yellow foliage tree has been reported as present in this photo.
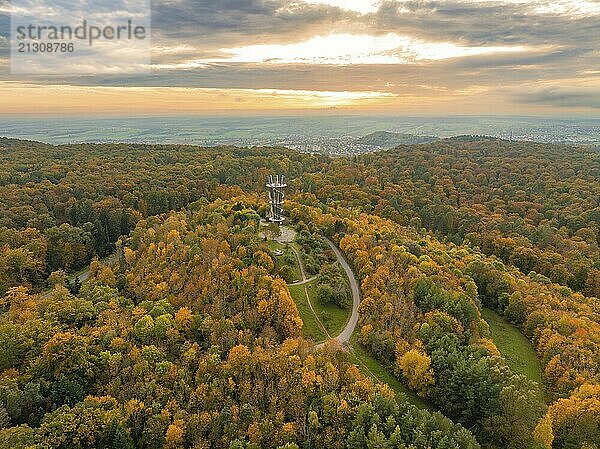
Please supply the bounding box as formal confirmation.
[396,349,435,397]
[175,307,193,330]
[228,344,252,370]
[542,384,600,448]
[165,420,185,449]
[533,415,554,449]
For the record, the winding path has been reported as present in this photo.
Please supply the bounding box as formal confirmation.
[322,237,361,346]
[288,275,318,286]
[289,236,361,349]
[42,253,118,298]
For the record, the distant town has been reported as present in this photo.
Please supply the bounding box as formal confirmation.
[1,115,598,154]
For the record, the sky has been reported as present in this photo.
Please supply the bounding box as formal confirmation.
[0,0,599,116]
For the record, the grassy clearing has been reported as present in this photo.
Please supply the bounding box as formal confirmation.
[268,242,302,283]
[350,335,434,411]
[288,278,350,344]
[266,240,283,251]
[482,307,543,386]
[306,281,349,336]
[288,282,327,343]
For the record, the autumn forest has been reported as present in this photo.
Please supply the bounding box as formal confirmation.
[0,137,598,449]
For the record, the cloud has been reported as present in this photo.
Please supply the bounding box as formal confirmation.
[303,0,381,14]
[0,0,597,113]
[191,33,531,66]
[0,82,397,115]
[512,86,600,109]
[151,0,358,46]
[373,0,600,47]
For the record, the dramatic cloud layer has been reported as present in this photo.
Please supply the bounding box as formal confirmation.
[0,0,598,114]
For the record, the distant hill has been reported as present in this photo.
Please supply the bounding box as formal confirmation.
[357,131,438,148]
[444,135,501,142]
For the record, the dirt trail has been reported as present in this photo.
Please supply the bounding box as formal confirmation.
[290,246,331,339]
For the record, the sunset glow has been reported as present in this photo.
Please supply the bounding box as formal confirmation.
[204,34,531,65]
[0,0,598,115]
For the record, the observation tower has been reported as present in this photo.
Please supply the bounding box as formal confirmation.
[266,175,287,223]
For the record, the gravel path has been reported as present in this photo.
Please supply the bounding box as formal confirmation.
[323,237,361,346]
[43,253,118,298]
[293,236,360,350]
[288,276,318,286]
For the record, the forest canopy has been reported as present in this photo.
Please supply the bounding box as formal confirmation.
[0,137,598,448]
